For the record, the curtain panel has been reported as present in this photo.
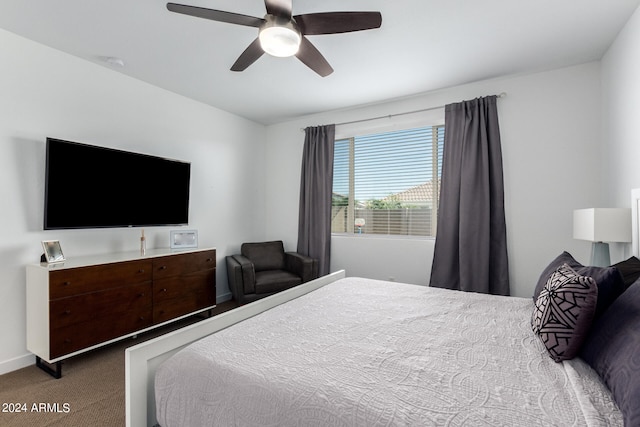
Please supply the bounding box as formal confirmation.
[430,96,510,295]
[297,124,335,276]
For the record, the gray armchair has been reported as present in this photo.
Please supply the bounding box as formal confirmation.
[226,241,319,305]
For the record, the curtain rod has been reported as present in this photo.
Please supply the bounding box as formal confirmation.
[301,92,506,131]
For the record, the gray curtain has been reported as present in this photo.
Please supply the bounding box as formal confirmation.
[297,124,335,276]
[430,96,510,295]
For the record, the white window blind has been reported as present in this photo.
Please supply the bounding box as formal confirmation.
[332,125,444,237]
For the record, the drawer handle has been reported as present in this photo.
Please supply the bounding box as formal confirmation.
[64,339,72,343]
[206,258,213,262]
[159,266,167,270]
[63,281,71,286]
[139,316,145,321]
[64,310,71,315]
[161,288,167,292]
[138,293,145,297]
[138,269,145,273]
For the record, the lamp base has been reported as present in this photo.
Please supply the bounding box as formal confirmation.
[590,241,610,267]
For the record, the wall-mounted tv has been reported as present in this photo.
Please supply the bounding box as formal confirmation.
[44,138,191,230]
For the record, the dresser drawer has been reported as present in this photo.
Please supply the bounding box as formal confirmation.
[50,283,152,328]
[27,248,216,370]
[153,290,215,323]
[153,269,215,302]
[50,308,153,358]
[153,269,215,323]
[152,250,215,279]
[49,260,152,299]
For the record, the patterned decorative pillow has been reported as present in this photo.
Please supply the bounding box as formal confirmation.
[533,251,624,318]
[532,252,582,301]
[531,263,598,362]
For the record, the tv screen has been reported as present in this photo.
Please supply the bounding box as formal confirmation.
[44,138,191,230]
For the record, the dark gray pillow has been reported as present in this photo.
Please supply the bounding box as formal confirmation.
[577,265,625,318]
[533,252,625,318]
[532,252,582,300]
[580,282,640,426]
[612,256,640,289]
[531,263,598,362]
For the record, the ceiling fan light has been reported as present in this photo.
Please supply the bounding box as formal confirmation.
[259,24,301,57]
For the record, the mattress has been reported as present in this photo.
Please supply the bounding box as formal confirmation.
[155,277,622,426]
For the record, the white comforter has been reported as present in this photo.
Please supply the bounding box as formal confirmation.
[155,277,622,426]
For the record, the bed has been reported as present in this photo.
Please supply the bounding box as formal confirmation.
[154,276,623,426]
[126,191,640,426]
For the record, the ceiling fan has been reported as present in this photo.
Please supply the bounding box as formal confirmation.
[166,0,382,77]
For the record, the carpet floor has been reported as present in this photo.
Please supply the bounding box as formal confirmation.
[0,301,237,426]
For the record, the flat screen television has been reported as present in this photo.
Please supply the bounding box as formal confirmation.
[44,137,191,230]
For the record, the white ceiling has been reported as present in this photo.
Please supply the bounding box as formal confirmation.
[0,0,638,125]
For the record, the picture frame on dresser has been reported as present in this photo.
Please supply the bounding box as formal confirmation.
[170,230,198,249]
[41,240,65,263]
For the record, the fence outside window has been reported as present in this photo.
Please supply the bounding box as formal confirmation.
[331,125,444,237]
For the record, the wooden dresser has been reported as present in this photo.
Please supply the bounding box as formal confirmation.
[26,248,216,377]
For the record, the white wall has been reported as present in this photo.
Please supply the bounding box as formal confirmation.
[0,28,267,374]
[602,7,640,214]
[265,62,605,298]
[5,8,637,374]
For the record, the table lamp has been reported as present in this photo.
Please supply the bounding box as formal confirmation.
[573,208,631,266]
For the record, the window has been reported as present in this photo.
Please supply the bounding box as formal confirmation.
[332,125,444,237]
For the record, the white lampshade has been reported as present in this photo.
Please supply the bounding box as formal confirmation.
[573,208,631,267]
[573,208,632,243]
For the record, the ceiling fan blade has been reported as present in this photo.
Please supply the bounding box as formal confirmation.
[294,12,382,35]
[264,0,292,19]
[295,37,333,77]
[230,38,265,72]
[167,3,264,28]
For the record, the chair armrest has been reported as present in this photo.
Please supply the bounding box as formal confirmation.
[225,256,242,301]
[285,252,319,282]
[227,254,256,295]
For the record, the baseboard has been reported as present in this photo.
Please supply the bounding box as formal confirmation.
[217,291,232,303]
[0,353,34,376]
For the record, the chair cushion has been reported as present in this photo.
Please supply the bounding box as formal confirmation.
[254,270,302,294]
[241,241,286,272]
